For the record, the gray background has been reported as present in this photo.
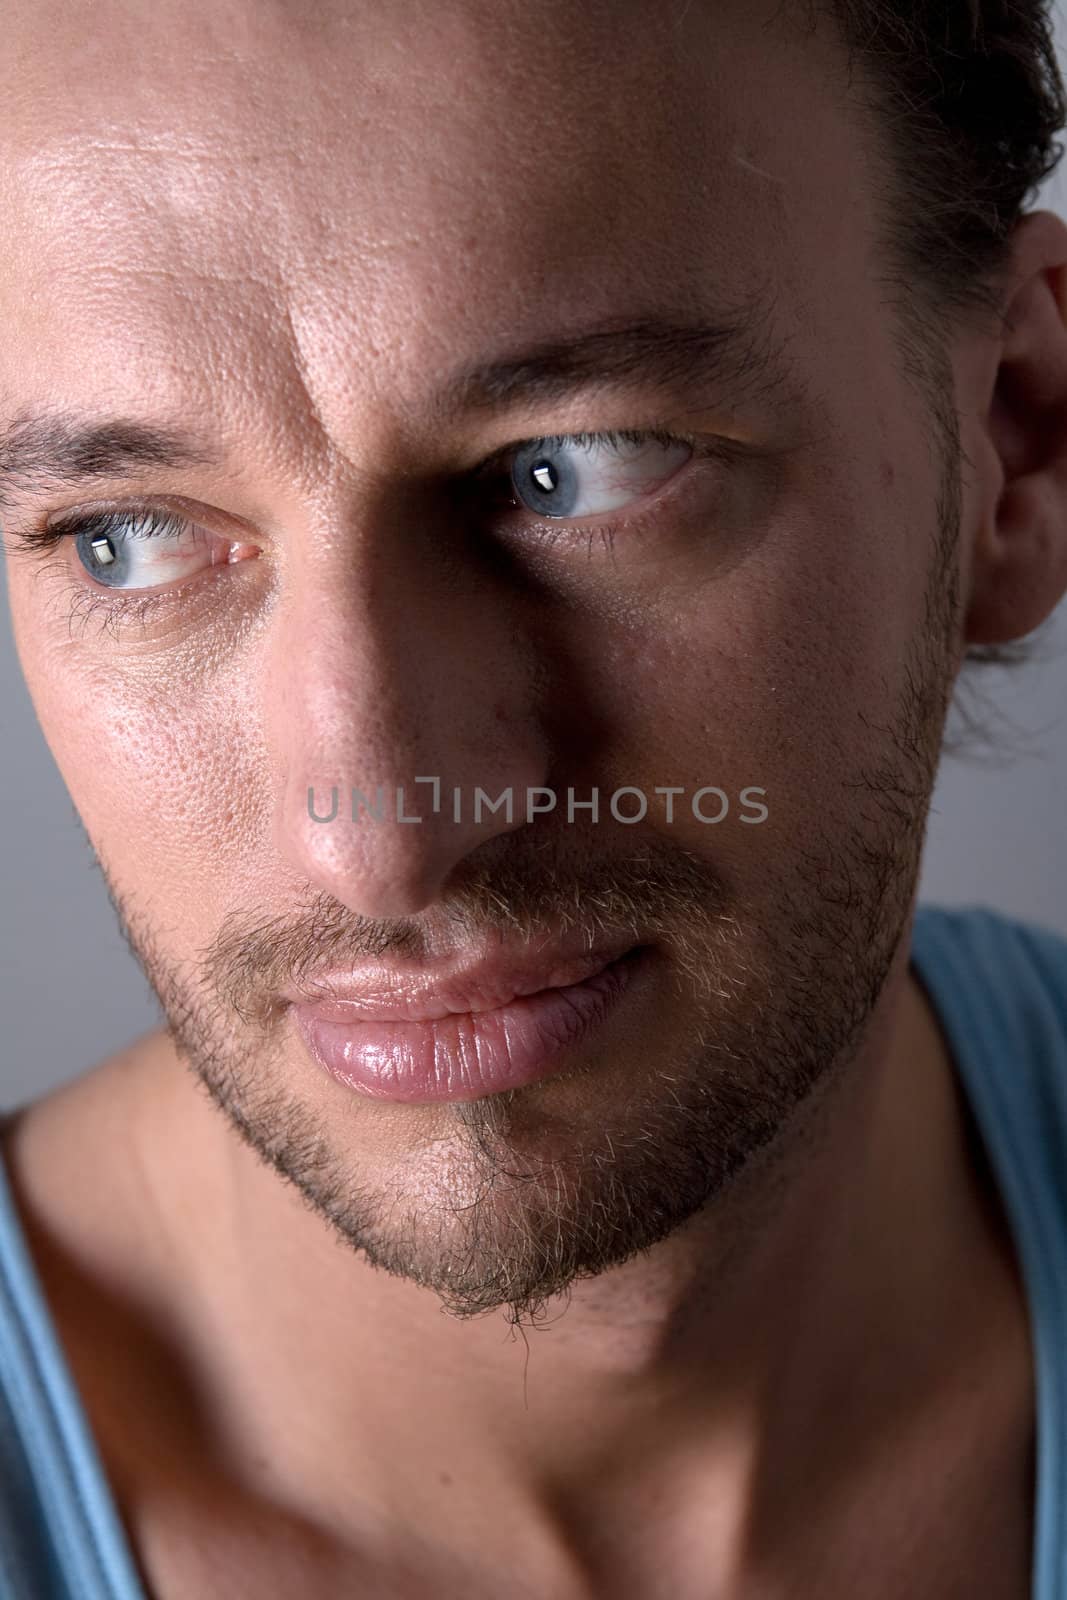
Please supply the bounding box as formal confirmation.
[3,22,1067,1107]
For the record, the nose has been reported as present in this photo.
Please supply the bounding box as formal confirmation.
[264,505,549,917]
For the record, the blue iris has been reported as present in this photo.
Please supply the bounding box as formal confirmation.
[511,442,581,518]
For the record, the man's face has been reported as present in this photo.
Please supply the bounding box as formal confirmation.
[1,0,964,1325]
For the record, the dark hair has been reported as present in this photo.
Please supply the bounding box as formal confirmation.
[808,1,1067,686]
[821,0,1066,329]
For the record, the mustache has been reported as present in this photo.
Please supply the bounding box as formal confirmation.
[200,833,736,1025]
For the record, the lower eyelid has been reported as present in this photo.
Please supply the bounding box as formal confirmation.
[71,586,164,630]
[52,542,255,640]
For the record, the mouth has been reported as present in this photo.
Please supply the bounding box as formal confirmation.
[283,933,641,1020]
[288,941,652,1104]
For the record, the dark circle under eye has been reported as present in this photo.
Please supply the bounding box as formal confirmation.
[511,442,580,518]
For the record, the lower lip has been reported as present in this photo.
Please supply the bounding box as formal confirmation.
[292,948,645,1104]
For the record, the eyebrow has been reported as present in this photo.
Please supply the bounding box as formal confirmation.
[0,302,800,509]
[436,303,801,416]
[0,413,221,515]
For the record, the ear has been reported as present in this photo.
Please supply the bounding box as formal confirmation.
[964,208,1067,646]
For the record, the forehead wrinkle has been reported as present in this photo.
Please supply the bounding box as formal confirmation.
[277,297,372,490]
[0,0,881,514]
[2,0,805,270]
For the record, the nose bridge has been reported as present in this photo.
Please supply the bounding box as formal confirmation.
[274,555,431,787]
[265,519,548,916]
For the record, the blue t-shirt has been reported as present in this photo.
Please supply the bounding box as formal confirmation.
[0,903,1063,1599]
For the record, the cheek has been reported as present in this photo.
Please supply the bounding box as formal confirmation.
[10,596,269,934]
[562,493,938,865]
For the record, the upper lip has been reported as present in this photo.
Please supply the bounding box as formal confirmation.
[283,933,639,1022]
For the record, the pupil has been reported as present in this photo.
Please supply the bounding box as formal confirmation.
[89,535,117,566]
[531,461,557,494]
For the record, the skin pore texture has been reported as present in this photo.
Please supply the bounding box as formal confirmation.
[3,0,1067,1595]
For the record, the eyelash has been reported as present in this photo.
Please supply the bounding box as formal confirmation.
[9,506,221,639]
[475,425,738,535]
[7,425,733,636]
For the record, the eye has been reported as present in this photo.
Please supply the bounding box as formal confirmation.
[62,506,250,591]
[503,429,694,520]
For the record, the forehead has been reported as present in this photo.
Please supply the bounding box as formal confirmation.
[0,0,869,462]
